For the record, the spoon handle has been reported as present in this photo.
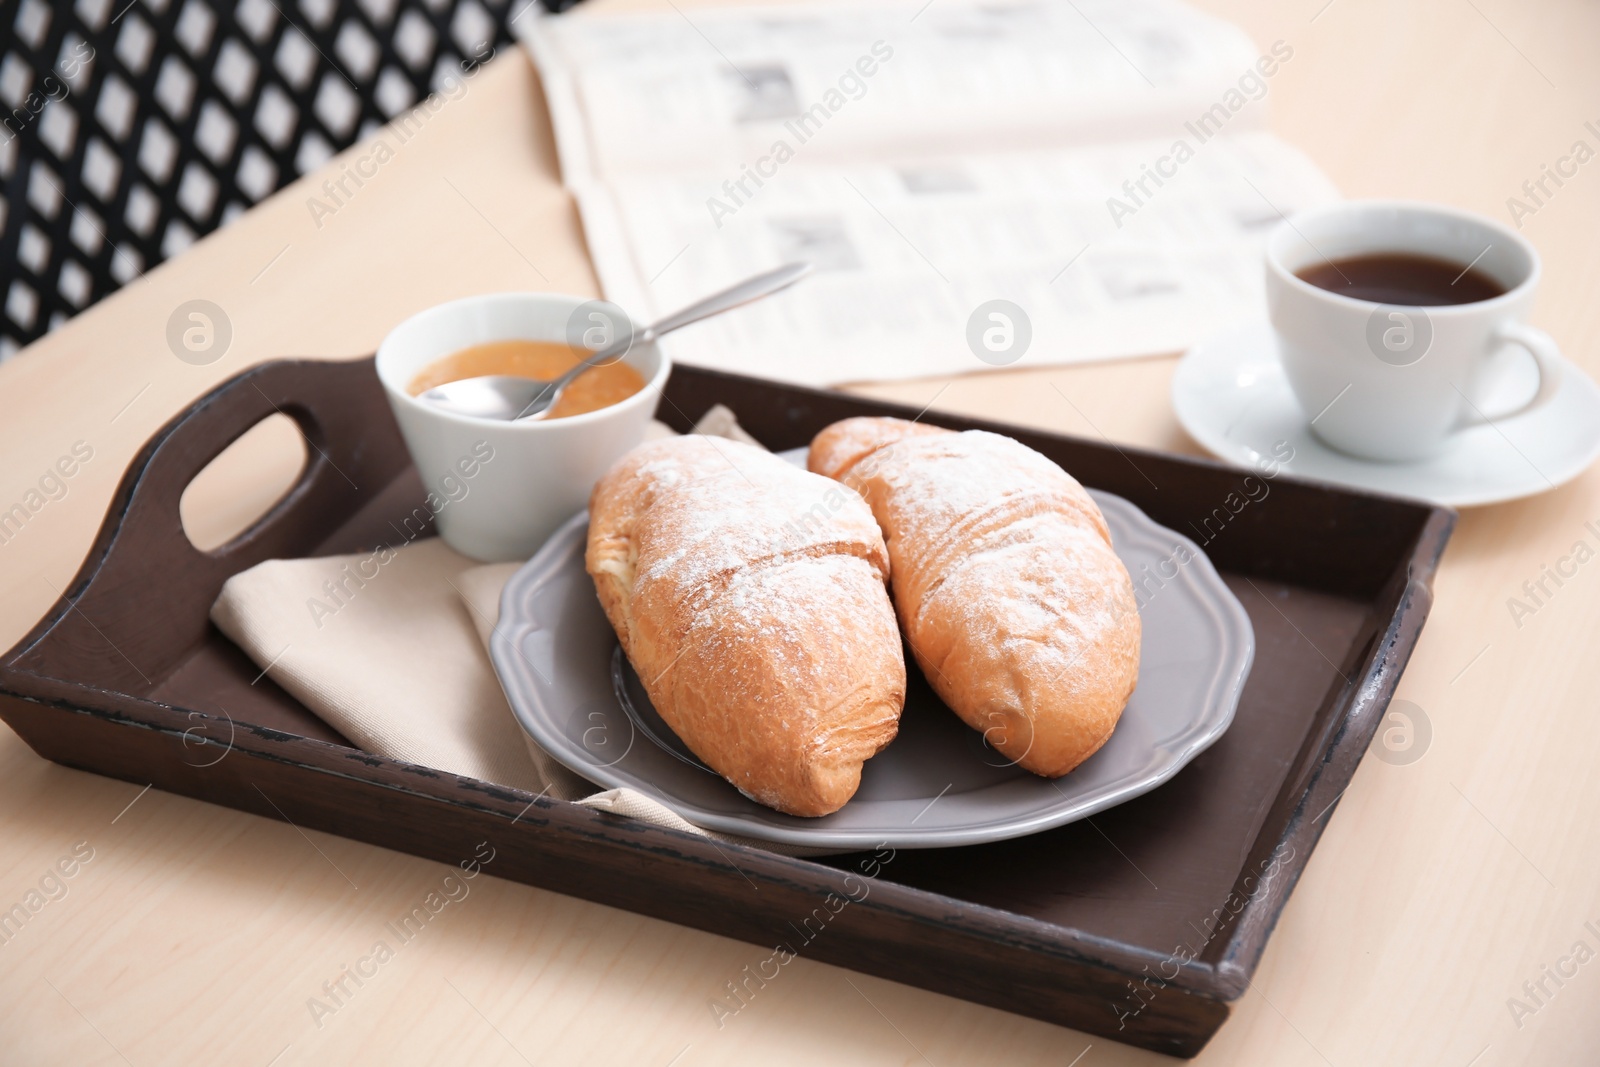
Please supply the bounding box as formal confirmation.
[514,262,813,420]
[644,261,812,340]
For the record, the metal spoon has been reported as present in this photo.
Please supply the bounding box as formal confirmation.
[419,262,812,421]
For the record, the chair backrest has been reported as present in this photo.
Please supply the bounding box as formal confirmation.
[1,0,569,359]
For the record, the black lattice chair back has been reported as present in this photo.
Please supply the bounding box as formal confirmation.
[0,0,570,359]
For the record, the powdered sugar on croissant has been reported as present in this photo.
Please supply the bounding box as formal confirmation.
[587,435,905,817]
[810,417,1140,778]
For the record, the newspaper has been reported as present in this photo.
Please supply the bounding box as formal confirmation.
[519,0,1339,386]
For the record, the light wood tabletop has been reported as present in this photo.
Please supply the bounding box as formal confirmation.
[3,0,1599,1063]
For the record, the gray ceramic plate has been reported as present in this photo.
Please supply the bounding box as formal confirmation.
[492,452,1254,851]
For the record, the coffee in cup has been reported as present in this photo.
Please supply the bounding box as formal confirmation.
[1265,201,1562,462]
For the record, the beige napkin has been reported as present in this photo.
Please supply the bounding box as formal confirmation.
[211,538,548,792]
[210,410,818,852]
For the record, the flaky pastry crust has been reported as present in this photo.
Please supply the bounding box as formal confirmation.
[587,436,905,816]
[810,418,1140,777]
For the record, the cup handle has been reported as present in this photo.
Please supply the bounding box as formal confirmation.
[1457,321,1564,427]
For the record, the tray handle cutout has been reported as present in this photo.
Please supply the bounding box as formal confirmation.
[117,363,366,573]
[179,412,312,554]
[15,359,409,692]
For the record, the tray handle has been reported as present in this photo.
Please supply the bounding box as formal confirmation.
[17,358,409,691]
[125,359,402,571]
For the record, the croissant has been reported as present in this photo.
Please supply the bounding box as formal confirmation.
[586,435,905,816]
[809,417,1140,777]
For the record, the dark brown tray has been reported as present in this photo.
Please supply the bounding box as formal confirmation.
[0,357,1452,1057]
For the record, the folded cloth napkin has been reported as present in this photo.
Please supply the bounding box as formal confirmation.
[212,537,548,791]
[210,409,816,852]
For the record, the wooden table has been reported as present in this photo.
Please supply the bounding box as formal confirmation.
[3,1,1597,1062]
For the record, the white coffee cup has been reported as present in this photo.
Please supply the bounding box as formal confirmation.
[375,293,669,562]
[1266,200,1562,462]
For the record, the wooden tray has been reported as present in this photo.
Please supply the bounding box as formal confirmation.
[0,357,1453,1057]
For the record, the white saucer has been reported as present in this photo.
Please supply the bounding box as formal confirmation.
[1172,320,1600,507]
